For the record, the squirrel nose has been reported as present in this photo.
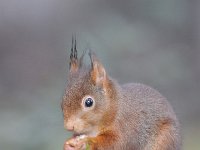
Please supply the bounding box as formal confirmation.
[64,121,74,131]
[66,125,74,131]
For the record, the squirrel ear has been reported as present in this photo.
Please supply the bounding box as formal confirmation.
[89,50,107,87]
[69,35,79,73]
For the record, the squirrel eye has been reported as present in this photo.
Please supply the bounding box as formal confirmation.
[85,97,93,107]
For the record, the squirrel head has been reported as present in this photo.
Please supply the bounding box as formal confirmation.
[61,37,117,137]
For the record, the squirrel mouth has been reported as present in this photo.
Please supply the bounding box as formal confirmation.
[73,132,87,138]
[72,133,87,140]
[73,133,82,137]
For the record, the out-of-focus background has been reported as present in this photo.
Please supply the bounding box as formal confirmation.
[0,0,199,150]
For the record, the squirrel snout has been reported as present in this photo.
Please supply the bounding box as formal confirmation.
[66,125,74,131]
[64,121,74,131]
[64,118,85,133]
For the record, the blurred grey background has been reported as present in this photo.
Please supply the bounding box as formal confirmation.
[0,0,199,150]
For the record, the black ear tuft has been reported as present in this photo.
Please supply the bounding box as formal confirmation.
[74,36,77,59]
[89,50,107,87]
[70,35,74,61]
[69,35,79,73]
[79,49,87,68]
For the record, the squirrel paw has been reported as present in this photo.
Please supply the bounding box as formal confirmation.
[64,135,88,150]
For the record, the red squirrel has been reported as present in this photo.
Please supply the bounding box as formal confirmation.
[61,38,181,150]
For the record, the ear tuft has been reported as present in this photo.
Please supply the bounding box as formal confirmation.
[89,50,107,87]
[79,49,87,68]
[69,35,79,73]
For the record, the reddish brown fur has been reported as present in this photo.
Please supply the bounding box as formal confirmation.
[88,129,119,150]
[149,119,180,150]
[62,49,181,150]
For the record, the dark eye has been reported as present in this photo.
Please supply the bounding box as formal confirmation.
[85,97,93,107]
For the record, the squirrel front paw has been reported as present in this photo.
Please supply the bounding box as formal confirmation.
[64,135,88,150]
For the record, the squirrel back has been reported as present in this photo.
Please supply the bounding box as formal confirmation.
[62,39,181,150]
[115,83,180,149]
